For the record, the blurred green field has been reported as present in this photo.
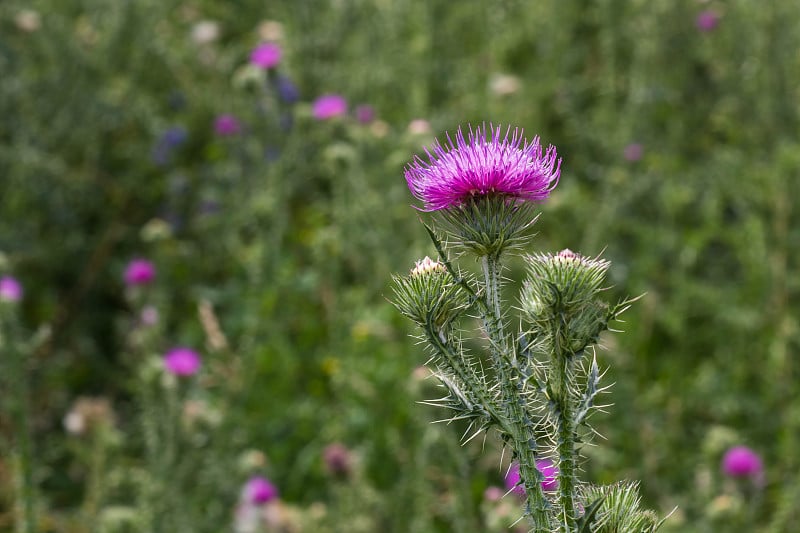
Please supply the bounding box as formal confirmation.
[1,0,799,531]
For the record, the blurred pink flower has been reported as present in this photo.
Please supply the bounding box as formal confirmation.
[323,443,352,477]
[214,114,242,136]
[124,259,156,286]
[244,475,279,504]
[696,10,720,32]
[722,446,763,479]
[312,94,347,120]
[0,275,23,302]
[355,104,375,124]
[624,143,643,162]
[163,347,202,376]
[505,459,559,496]
[250,42,282,69]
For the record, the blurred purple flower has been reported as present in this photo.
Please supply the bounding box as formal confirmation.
[214,114,242,136]
[139,306,159,327]
[355,104,375,124]
[250,42,282,69]
[312,94,347,120]
[243,476,279,504]
[323,443,352,477]
[404,124,561,212]
[152,126,188,166]
[696,10,720,32]
[0,275,23,302]
[163,347,202,376]
[504,459,559,496]
[722,446,763,478]
[624,143,643,162]
[275,75,300,104]
[124,259,156,286]
[163,126,188,147]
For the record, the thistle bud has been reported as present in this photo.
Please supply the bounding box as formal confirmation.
[391,257,467,329]
[521,250,612,354]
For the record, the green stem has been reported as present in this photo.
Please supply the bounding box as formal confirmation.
[1,314,36,533]
[551,331,577,531]
[480,255,551,530]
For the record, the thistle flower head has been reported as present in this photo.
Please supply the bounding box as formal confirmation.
[312,94,347,120]
[250,42,282,69]
[214,114,242,136]
[522,250,610,313]
[722,446,763,479]
[521,250,613,354]
[124,259,156,286]
[404,124,560,212]
[391,257,467,328]
[243,476,279,504]
[163,347,202,376]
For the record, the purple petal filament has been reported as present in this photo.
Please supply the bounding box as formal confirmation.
[404,124,561,212]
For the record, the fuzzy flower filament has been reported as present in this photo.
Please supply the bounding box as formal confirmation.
[404,124,560,212]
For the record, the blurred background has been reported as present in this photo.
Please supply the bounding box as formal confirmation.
[1,0,799,531]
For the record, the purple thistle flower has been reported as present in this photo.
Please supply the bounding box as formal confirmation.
[504,460,559,496]
[404,124,561,212]
[312,94,347,120]
[163,347,202,376]
[722,446,763,478]
[696,10,720,32]
[0,275,23,302]
[124,259,156,286]
[214,114,242,136]
[250,42,282,69]
[243,476,279,504]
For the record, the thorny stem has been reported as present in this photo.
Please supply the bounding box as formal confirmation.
[481,254,550,531]
[551,323,577,531]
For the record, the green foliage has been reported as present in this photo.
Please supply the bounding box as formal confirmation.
[0,0,799,531]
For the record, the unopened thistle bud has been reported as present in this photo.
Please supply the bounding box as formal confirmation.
[521,250,611,354]
[391,257,467,329]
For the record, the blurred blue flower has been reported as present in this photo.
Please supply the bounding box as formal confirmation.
[275,75,300,104]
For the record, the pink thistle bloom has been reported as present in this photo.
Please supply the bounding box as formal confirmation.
[624,143,643,162]
[312,94,347,120]
[0,276,23,302]
[250,42,282,69]
[124,259,156,286]
[404,124,561,212]
[722,446,763,478]
[214,114,242,136]
[696,10,720,32]
[243,475,279,504]
[504,459,559,496]
[163,347,202,376]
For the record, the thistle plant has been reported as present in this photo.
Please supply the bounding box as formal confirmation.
[392,124,664,532]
